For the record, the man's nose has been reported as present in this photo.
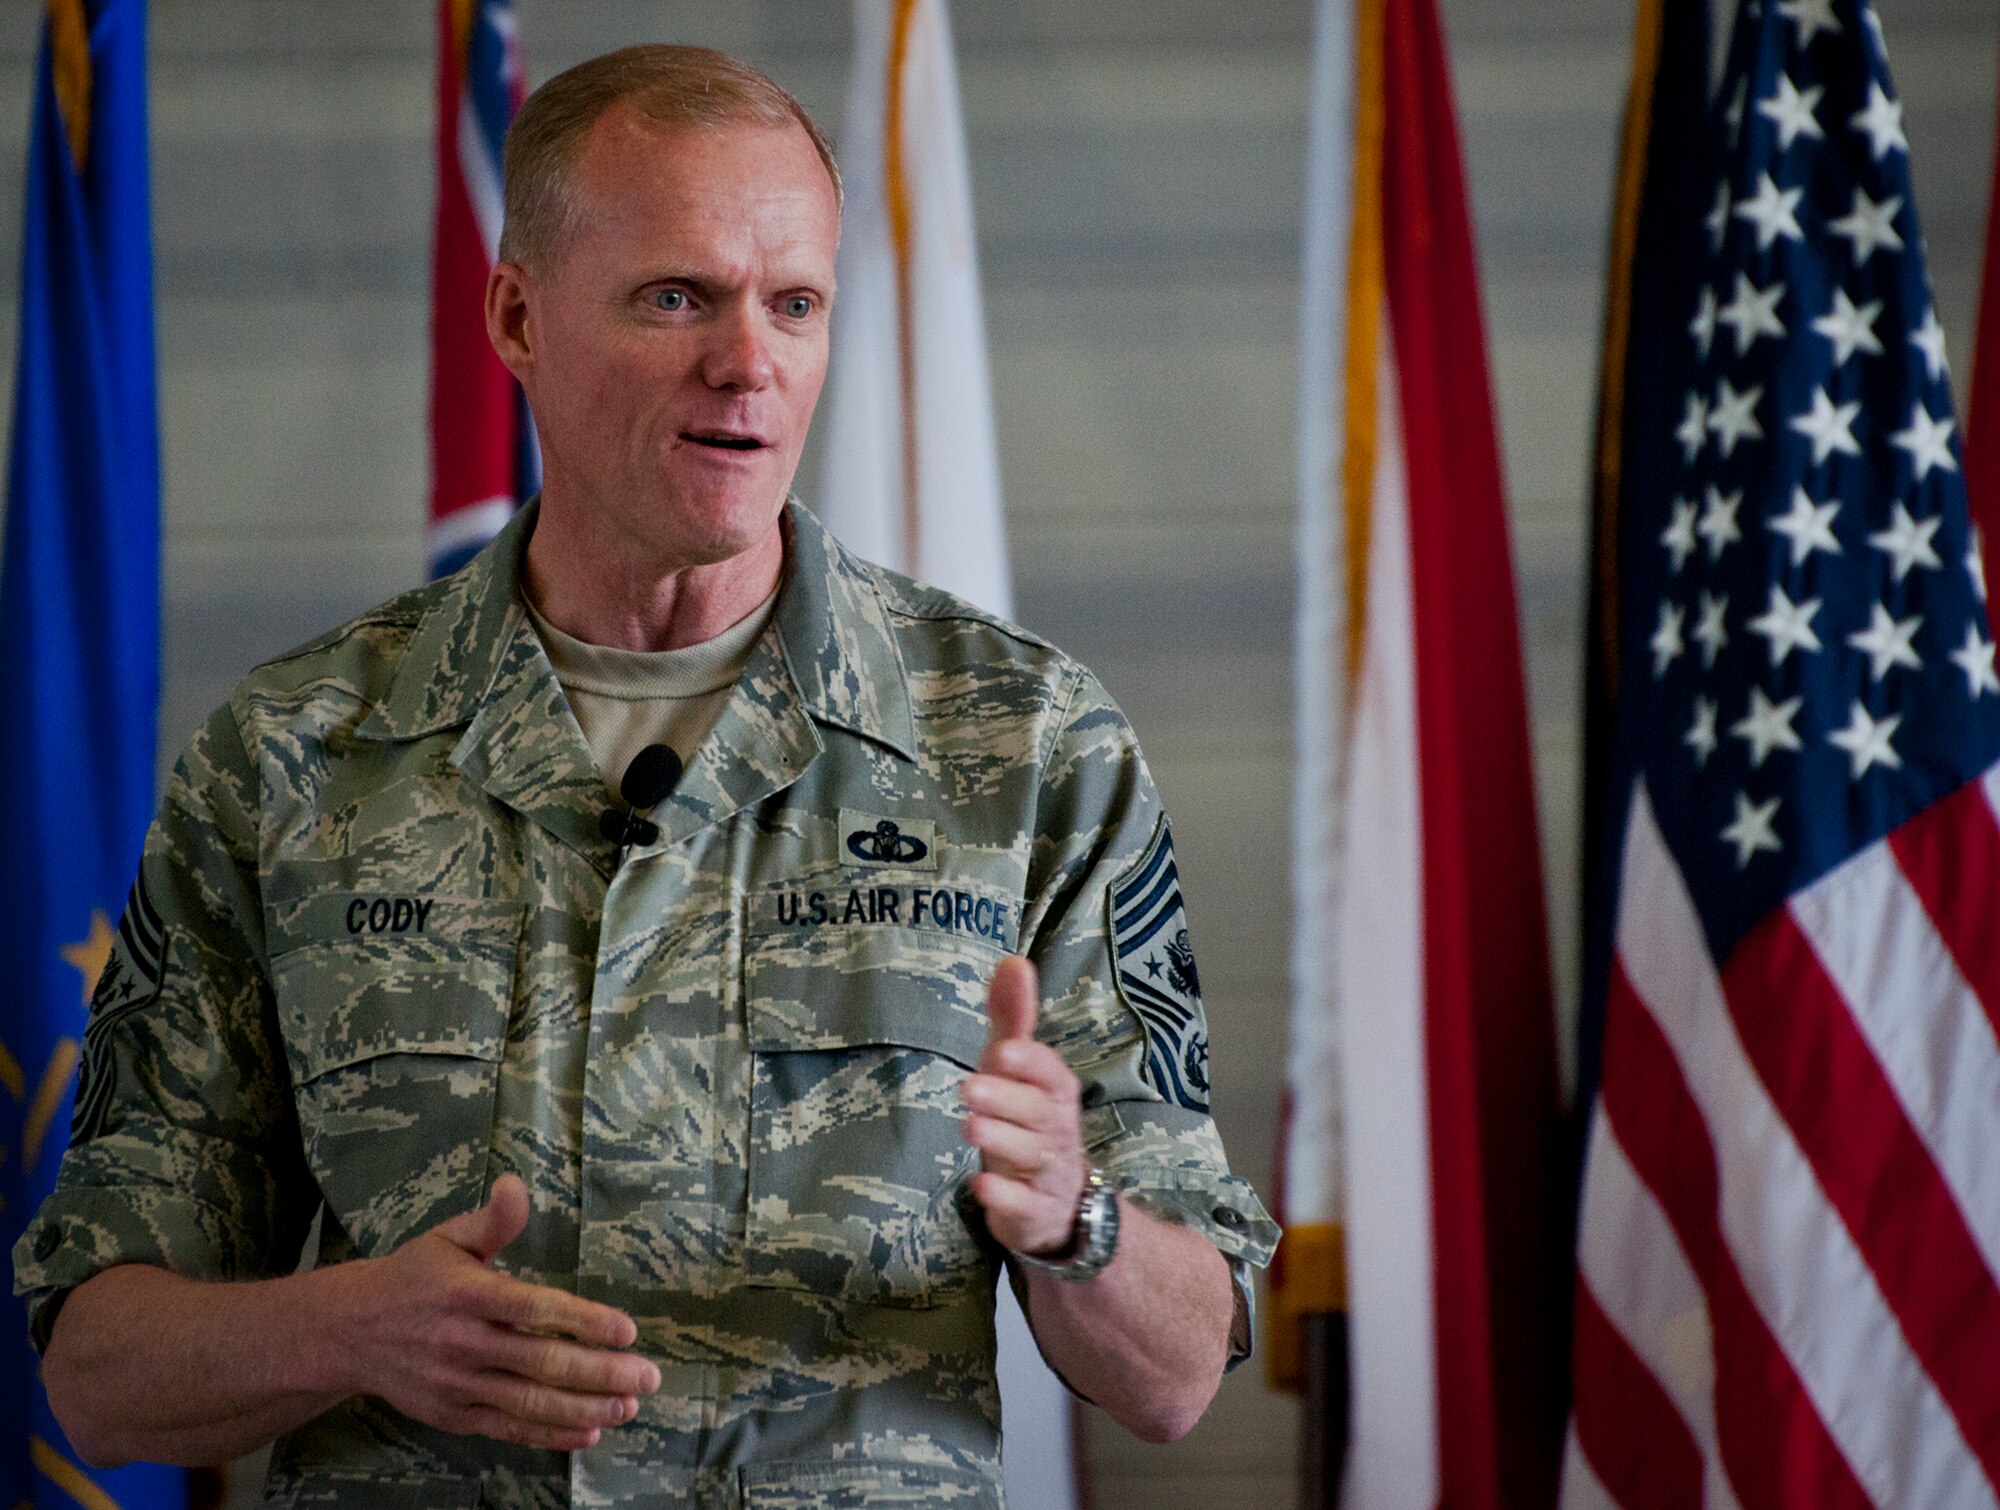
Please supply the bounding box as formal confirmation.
[701,303,776,391]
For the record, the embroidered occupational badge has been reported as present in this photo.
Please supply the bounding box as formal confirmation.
[1109,815,1211,1113]
[839,808,937,870]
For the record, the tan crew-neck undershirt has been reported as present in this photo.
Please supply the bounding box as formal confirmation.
[524,589,779,802]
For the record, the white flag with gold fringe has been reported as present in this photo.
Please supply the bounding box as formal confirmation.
[821,4,1072,1508]
[819,0,1012,616]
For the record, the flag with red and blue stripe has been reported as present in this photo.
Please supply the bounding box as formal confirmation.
[428,0,536,578]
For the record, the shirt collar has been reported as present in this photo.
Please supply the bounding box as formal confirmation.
[357,497,918,763]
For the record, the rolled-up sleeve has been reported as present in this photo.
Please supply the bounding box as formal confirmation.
[13,702,316,1350]
[1019,666,1279,1368]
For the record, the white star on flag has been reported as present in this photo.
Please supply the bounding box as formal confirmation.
[1709,378,1764,458]
[1685,695,1720,767]
[1949,623,2000,696]
[1789,385,1862,464]
[1731,685,1805,767]
[1706,181,1731,252]
[1910,306,1948,382]
[1747,581,1823,665]
[1661,497,1699,571]
[1676,391,1710,463]
[1850,80,1907,159]
[1693,591,1730,667]
[1698,484,1744,560]
[1889,403,1958,481]
[1757,74,1825,149]
[1810,288,1883,365]
[1718,273,1787,355]
[1690,286,1719,358]
[1721,790,1783,868]
[1968,527,1988,604]
[1828,186,1905,265]
[1776,0,1842,46]
[1846,602,1922,680]
[1769,486,1842,565]
[1651,600,1686,677]
[1869,501,1943,581]
[1828,699,1903,777]
[1733,172,1806,249]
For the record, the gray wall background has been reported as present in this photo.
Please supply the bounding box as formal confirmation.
[1,2,1995,1505]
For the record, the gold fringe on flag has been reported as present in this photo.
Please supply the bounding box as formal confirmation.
[46,0,93,172]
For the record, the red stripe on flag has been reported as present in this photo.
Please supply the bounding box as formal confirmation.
[1377,0,1568,1503]
[1722,911,2000,1483]
[429,0,519,527]
[1569,1277,1703,1510]
[1889,776,2000,1042]
[1601,960,1871,1510]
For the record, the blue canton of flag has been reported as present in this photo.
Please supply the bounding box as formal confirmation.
[0,2,185,1506]
[1637,0,2000,956]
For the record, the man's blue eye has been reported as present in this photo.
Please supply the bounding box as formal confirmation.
[786,296,813,318]
[655,289,686,311]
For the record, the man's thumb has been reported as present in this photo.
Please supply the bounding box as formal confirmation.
[985,956,1040,1045]
[437,1173,531,1264]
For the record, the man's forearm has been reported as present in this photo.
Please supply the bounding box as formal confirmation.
[1019,1198,1233,1443]
[43,1263,356,1469]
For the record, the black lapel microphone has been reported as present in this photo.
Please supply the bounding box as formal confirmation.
[599,743,684,850]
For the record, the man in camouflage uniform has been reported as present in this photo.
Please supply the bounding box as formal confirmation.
[15,45,1276,1510]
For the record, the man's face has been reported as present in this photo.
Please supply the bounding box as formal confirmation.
[499,107,839,569]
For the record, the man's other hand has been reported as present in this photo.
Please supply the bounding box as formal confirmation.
[329,1174,660,1451]
[961,957,1090,1257]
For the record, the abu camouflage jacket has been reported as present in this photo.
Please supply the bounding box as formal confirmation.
[15,502,1277,1509]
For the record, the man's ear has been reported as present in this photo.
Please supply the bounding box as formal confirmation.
[486,261,535,380]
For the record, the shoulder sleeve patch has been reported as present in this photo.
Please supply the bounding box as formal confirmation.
[1108,814,1210,1113]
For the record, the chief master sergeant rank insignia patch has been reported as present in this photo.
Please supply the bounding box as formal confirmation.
[1109,814,1211,1113]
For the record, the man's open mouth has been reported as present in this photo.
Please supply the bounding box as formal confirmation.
[684,431,764,451]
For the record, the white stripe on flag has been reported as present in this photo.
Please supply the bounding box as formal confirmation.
[1789,841,2000,1284]
[458,93,504,263]
[1559,1424,1620,1510]
[1337,320,1438,1510]
[1572,1110,1741,1510]
[428,496,514,563]
[1282,0,1359,1235]
[1616,789,1996,1510]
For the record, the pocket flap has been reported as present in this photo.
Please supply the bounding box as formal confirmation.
[269,895,521,1082]
[746,987,989,1069]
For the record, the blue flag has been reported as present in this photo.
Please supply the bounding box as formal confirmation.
[1,2,185,1505]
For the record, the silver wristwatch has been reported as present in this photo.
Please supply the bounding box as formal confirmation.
[1016,1164,1120,1282]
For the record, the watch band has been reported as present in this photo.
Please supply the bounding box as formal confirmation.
[1015,1163,1120,1282]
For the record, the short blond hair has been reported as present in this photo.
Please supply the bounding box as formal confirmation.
[499,44,841,270]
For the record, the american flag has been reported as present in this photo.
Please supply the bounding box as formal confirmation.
[1568,0,2000,1505]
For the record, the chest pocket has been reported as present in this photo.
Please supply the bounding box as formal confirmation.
[269,893,523,1256]
[742,879,1011,1308]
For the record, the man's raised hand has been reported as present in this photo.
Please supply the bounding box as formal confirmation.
[961,957,1089,1258]
[327,1174,659,1451]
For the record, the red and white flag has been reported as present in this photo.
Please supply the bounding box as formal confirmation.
[427,0,535,579]
[1568,0,2000,1503]
[1272,0,1569,1504]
